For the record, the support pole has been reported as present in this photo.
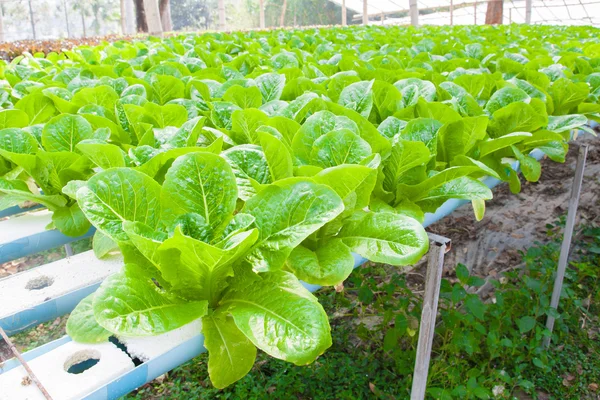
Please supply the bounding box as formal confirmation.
[509,7,512,23]
[120,0,127,34]
[381,11,384,24]
[409,0,418,27]
[450,0,454,25]
[259,0,265,29]
[342,0,346,25]
[125,0,135,34]
[0,4,4,43]
[64,243,74,257]
[525,0,532,24]
[63,0,71,37]
[363,0,368,25]
[218,0,225,31]
[543,144,588,348]
[474,1,477,24]
[410,234,451,400]
[27,0,36,39]
[143,0,163,35]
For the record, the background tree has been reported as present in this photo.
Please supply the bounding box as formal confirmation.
[485,0,503,24]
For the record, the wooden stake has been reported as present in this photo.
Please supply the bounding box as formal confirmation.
[0,327,53,400]
[410,234,451,400]
[543,144,588,348]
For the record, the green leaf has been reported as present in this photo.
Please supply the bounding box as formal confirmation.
[511,146,541,182]
[42,114,94,152]
[92,230,119,259]
[52,203,91,237]
[337,212,429,266]
[149,103,189,128]
[517,316,537,333]
[549,78,589,115]
[72,85,120,109]
[472,199,486,221]
[67,294,111,343]
[292,110,359,165]
[0,109,29,129]
[77,168,162,242]
[383,139,431,193]
[397,166,484,202]
[148,75,185,105]
[313,164,376,211]
[286,239,354,285]
[259,131,293,181]
[157,227,258,303]
[438,116,488,161]
[546,114,587,133]
[465,295,485,320]
[93,270,208,336]
[15,91,57,124]
[76,141,127,169]
[255,73,285,103]
[484,87,530,115]
[203,312,257,389]
[478,132,532,158]
[221,270,331,365]
[230,108,269,144]
[224,86,263,109]
[0,128,39,154]
[400,118,442,156]
[378,116,407,139]
[309,129,372,168]
[243,179,344,271]
[488,102,547,138]
[162,152,238,230]
[0,177,67,210]
[338,80,374,118]
[222,144,271,201]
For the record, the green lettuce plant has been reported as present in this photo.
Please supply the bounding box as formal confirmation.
[66,151,429,387]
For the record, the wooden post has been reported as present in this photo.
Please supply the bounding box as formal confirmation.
[0,4,4,43]
[259,0,265,28]
[410,234,450,400]
[543,145,588,348]
[143,0,163,35]
[409,0,418,26]
[342,0,346,25]
[485,0,503,24]
[80,8,86,37]
[125,0,135,34]
[525,0,532,23]
[120,0,127,34]
[450,0,453,25]
[219,0,226,30]
[28,0,36,39]
[62,0,71,37]
[159,0,172,31]
[362,0,368,25]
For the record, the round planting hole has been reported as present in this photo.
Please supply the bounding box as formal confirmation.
[25,276,54,290]
[64,349,101,374]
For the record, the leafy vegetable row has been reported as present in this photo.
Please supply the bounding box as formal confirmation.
[0,24,599,387]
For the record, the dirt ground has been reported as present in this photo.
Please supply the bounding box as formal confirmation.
[427,134,600,283]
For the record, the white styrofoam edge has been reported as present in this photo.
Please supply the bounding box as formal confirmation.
[0,210,53,243]
[0,251,123,335]
[0,251,123,318]
[0,341,135,400]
